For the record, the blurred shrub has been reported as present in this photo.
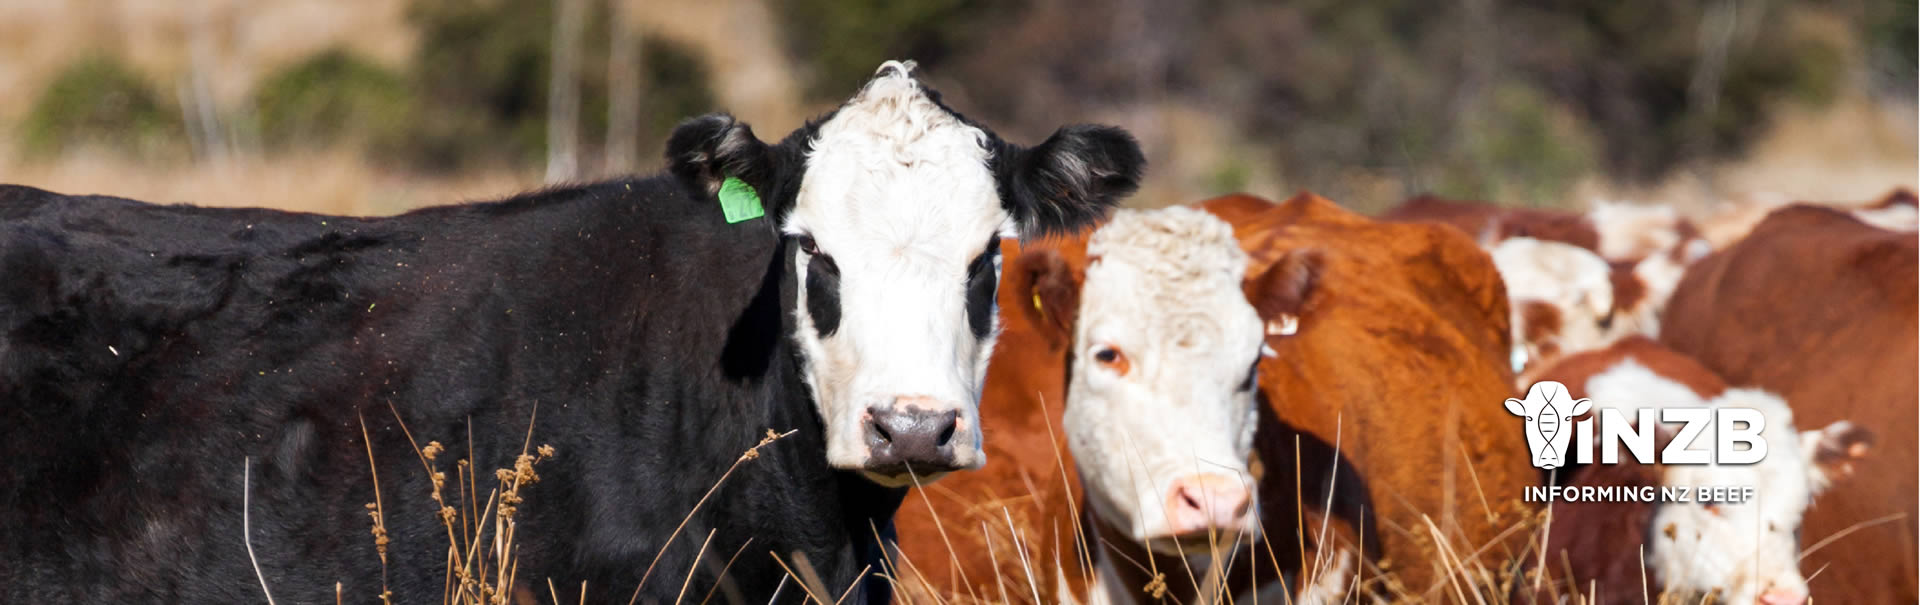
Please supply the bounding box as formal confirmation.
[776,0,988,99]
[791,0,1860,202]
[253,49,416,154]
[404,0,559,170]
[625,37,717,155]
[1438,84,1600,205]
[400,0,715,172]
[20,56,185,159]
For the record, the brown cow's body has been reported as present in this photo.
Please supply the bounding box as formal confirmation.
[1661,204,1919,603]
[1520,335,1726,400]
[1231,194,1534,599]
[1379,194,1601,252]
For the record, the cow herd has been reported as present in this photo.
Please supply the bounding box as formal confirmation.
[0,61,1912,605]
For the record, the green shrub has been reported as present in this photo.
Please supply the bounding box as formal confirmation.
[20,56,185,159]
[253,49,416,152]
[400,0,717,172]
[777,0,984,100]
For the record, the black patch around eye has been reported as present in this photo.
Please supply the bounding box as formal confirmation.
[806,251,842,337]
[965,238,1001,338]
[1238,357,1259,392]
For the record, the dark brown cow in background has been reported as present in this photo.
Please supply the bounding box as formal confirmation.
[1661,204,1918,603]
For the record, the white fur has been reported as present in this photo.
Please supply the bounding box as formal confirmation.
[1063,207,1266,552]
[1490,237,1617,367]
[1588,199,1685,261]
[1853,203,1919,232]
[1614,237,1710,339]
[1584,358,1834,603]
[1583,360,1708,412]
[785,61,1005,482]
[1648,388,1819,604]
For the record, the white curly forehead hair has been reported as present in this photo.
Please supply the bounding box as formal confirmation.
[1068,205,1267,549]
[1086,206,1249,303]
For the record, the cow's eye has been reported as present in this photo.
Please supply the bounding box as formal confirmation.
[795,235,823,257]
[1092,347,1130,376]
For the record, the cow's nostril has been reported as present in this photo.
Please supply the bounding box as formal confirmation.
[1180,490,1203,511]
[869,418,893,444]
[933,411,957,447]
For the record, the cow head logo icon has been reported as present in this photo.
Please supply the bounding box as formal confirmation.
[1505,381,1592,470]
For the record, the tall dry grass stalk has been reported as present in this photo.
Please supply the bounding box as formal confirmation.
[347,405,555,605]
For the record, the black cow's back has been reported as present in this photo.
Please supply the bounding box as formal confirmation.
[0,180,891,603]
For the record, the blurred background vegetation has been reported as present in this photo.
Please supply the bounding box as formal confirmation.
[0,0,1910,215]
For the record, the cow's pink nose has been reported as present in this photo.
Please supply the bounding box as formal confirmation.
[1165,474,1252,536]
[1758,587,1807,605]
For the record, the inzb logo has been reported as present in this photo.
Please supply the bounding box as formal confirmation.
[1505,381,1590,470]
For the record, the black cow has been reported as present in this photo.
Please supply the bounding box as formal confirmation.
[0,60,1143,603]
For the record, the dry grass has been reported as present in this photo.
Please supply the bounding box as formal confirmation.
[0,145,539,216]
[307,406,831,605]
[884,481,1773,605]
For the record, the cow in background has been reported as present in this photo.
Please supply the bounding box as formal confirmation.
[895,193,1537,603]
[1662,203,1919,603]
[1519,337,1871,605]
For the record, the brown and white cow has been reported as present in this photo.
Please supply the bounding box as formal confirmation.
[892,207,1268,604]
[1384,196,1710,375]
[1660,203,1919,603]
[1519,337,1871,605]
[893,193,1537,603]
[1238,193,1535,601]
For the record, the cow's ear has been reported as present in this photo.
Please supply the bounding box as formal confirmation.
[1504,398,1526,416]
[667,113,775,201]
[1012,248,1080,349]
[1804,420,1872,493]
[1247,249,1323,331]
[996,125,1145,238]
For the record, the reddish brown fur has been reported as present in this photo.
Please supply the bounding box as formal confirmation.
[1522,458,1666,605]
[1869,187,1918,210]
[1518,300,1566,364]
[889,236,1093,603]
[1661,204,1919,603]
[1379,194,1601,252]
[894,193,1537,602]
[1607,260,1648,319]
[1523,336,1726,401]
[1221,193,1535,599]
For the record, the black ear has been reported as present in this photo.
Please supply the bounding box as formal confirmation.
[997,125,1145,238]
[666,113,774,200]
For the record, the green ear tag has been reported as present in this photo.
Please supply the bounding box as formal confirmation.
[717,177,765,223]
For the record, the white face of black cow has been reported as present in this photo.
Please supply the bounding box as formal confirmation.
[666,61,1145,487]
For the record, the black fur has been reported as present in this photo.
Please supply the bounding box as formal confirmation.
[0,179,890,604]
[804,251,843,337]
[964,238,1001,338]
[993,125,1147,237]
[0,64,1140,605]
